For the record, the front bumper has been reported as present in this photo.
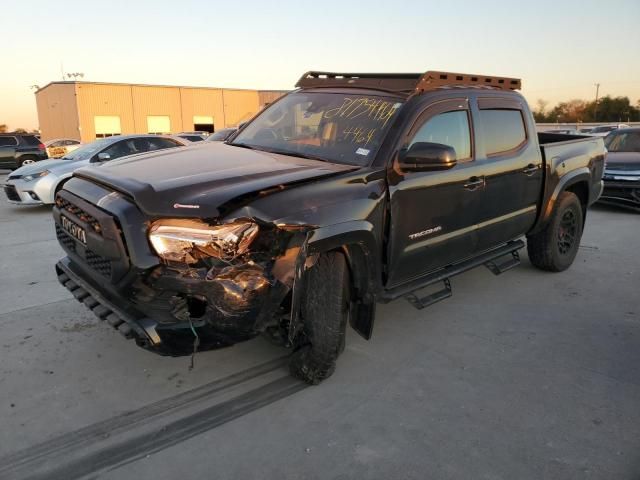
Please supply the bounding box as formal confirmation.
[53,185,296,355]
[2,175,58,205]
[600,171,640,210]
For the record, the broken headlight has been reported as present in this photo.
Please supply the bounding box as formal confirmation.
[149,219,259,264]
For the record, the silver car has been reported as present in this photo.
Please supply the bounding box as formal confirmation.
[3,135,188,205]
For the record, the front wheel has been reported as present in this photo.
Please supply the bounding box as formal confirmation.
[289,251,350,385]
[527,191,584,272]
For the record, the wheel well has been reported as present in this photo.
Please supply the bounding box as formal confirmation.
[54,178,69,195]
[565,181,589,222]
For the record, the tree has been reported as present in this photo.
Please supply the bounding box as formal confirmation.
[533,99,548,122]
[0,124,7,133]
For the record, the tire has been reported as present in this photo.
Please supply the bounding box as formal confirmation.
[289,251,350,385]
[527,191,583,272]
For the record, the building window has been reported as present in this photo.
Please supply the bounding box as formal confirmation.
[147,116,171,135]
[193,115,214,133]
[94,116,122,139]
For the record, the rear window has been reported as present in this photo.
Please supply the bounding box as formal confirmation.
[0,136,18,147]
[479,109,527,155]
[21,135,42,146]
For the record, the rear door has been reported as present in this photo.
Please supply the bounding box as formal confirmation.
[472,98,543,251]
[386,98,486,288]
[0,136,18,167]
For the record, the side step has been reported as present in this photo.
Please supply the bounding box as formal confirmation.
[405,279,451,310]
[484,250,520,275]
[382,240,525,309]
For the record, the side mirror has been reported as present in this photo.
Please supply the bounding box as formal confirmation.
[92,152,111,163]
[399,142,457,172]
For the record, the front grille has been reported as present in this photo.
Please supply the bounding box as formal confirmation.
[3,185,21,202]
[56,224,76,252]
[55,196,102,235]
[85,249,112,277]
[55,225,112,277]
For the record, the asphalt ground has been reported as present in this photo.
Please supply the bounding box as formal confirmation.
[0,170,639,480]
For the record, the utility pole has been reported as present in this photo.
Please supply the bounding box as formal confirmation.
[593,83,600,122]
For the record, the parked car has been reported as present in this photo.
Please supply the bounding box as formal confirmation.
[548,128,579,135]
[176,133,207,142]
[599,127,640,211]
[53,70,605,384]
[0,133,48,169]
[45,138,81,158]
[3,135,188,205]
[205,128,237,142]
[588,124,630,137]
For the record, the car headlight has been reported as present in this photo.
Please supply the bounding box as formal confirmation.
[149,219,259,264]
[23,170,50,182]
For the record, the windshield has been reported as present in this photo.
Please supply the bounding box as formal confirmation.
[230,92,404,166]
[207,128,236,142]
[59,138,111,160]
[605,131,640,152]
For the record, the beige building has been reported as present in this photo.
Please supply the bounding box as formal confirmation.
[35,81,286,142]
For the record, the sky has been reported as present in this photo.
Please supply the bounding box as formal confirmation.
[2,0,639,130]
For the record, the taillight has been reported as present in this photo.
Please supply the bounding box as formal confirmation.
[38,143,45,151]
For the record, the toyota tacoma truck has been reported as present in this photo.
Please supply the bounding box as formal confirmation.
[53,71,605,384]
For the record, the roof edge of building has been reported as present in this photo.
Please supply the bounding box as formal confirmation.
[36,81,289,94]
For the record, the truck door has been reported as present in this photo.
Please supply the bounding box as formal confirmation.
[472,97,543,251]
[386,98,485,288]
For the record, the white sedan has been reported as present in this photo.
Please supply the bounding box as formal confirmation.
[3,135,188,205]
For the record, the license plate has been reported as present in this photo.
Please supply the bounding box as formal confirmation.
[61,215,87,244]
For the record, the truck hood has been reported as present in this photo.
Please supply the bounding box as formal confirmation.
[605,152,640,171]
[74,142,358,218]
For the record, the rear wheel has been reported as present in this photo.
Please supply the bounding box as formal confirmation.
[527,191,583,272]
[19,157,37,168]
[289,251,350,385]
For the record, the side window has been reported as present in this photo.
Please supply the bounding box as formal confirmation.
[409,110,471,160]
[0,137,18,147]
[478,109,527,156]
[148,138,183,150]
[100,140,138,160]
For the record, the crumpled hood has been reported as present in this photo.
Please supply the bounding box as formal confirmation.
[74,142,358,218]
[605,152,640,171]
[10,159,85,178]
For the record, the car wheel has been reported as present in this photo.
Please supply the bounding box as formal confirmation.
[527,191,584,272]
[19,157,37,167]
[289,251,350,385]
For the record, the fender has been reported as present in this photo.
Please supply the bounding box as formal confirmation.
[289,220,382,341]
[532,166,591,233]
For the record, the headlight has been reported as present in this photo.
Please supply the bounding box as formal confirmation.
[149,219,259,264]
[23,170,50,182]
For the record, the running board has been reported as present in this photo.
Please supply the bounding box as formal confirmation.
[405,279,452,310]
[381,240,525,306]
[484,250,520,275]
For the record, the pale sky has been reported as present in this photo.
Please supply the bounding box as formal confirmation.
[2,0,639,130]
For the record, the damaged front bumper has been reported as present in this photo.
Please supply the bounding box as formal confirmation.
[53,188,308,355]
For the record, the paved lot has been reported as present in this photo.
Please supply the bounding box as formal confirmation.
[0,170,639,480]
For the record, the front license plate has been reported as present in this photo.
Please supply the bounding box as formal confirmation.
[61,215,87,244]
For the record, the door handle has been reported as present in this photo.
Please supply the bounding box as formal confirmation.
[463,176,485,190]
[523,164,539,175]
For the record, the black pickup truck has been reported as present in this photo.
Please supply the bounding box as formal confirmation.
[53,71,605,384]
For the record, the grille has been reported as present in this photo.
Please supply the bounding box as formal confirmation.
[56,225,76,252]
[55,225,112,277]
[55,196,102,235]
[4,185,21,202]
[85,249,112,277]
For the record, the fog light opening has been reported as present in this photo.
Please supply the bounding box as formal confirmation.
[187,296,208,319]
[27,191,40,201]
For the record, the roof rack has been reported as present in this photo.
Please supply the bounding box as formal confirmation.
[295,70,521,95]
